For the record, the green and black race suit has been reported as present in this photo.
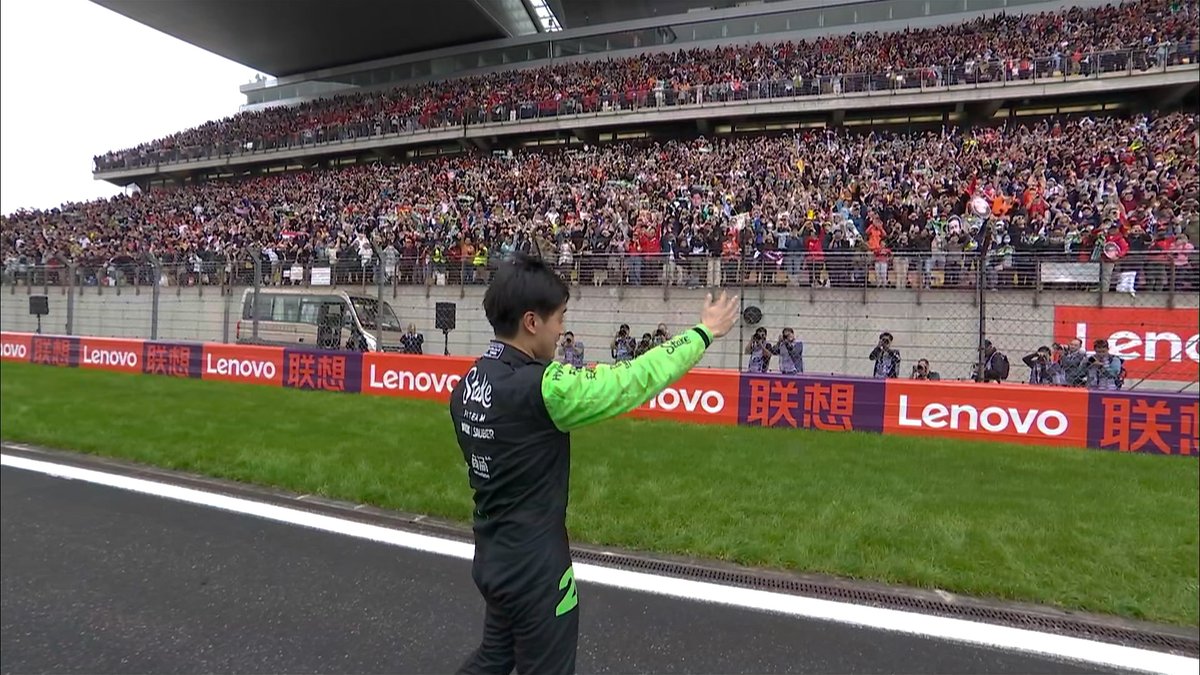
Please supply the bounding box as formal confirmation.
[449,324,713,674]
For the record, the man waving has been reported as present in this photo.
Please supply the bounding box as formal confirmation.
[450,253,739,674]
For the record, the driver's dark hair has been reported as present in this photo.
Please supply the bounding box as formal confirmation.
[483,253,570,339]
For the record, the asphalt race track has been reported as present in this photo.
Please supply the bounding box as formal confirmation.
[0,463,1148,674]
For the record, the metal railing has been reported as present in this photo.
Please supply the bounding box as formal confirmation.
[4,249,1197,296]
[93,42,1200,172]
[3,248,1196,393]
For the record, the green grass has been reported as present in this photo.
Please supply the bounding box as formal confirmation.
[2,361,1197,627]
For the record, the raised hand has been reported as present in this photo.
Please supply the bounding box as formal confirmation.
[700,291,740,339]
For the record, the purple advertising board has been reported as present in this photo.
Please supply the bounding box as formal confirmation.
[141,342,202,378]
[29,336,79,368]
[1087,390,1199,456]
[281,348,363,394]
[737,374,886,433]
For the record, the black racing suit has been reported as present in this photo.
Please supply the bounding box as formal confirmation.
[449,326,713,674]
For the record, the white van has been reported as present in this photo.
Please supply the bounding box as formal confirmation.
[237,288,404,352]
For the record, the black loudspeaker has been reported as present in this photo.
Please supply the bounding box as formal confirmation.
[742,305,762,325]
[435,302,457,331]
[29,295,48,316]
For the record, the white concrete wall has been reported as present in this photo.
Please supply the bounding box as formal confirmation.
[3,281,1195,391]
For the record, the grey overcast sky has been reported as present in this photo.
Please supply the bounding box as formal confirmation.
[1,0,260,215]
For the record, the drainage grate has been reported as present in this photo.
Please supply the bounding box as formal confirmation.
[569,549,1200,657]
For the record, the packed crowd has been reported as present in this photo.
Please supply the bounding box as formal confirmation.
[92,0,1198,171]
[8,111,1200,291]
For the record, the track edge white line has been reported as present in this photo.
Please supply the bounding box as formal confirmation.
[2,452,1194,675]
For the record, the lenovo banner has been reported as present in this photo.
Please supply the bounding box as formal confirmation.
[361,353,473,401]
[202,344,285,387]
[282,348,362,394]
[0,332,32,362]
[30,336,79,368]
[632,368,741,426]
[883,380,1090,448]
[737,374,886,433]
[1087,390,1199,456]
[1054,306,1199,383]
[4,331,1195,458]
[142,342,202,378]
[79,337,145,374]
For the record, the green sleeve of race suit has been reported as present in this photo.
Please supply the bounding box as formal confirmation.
[540,325,713,432]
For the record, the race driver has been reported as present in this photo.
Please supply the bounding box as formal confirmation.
[450,253,739,674]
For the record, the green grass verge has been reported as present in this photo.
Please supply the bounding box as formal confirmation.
[2,361,1197,627]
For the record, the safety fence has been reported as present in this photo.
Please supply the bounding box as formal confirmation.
[2,331,1195,457]
[93,43,1200,172]
[5,250,1197,295]
[2,251,1197,393]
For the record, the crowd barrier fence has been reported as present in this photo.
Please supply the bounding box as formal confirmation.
[2,330,1195,457]
[3,250,1197,392]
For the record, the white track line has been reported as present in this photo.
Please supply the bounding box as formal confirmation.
[2,451,1195,675]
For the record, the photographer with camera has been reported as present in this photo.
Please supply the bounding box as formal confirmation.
[1057,338,1089,387]
[1086,338,1125,390]
[971,339,1010,383]
[1022,345,1063,386]
[910,358,940,380]
[869,332,901,379]
[634,332,654,358]
[745,326,773,373]
[775,328,804,375]
[652,323,670,347]
[610,323,637,363]
[557,331,586,368]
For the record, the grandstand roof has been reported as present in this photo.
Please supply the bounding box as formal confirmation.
[92,0,527,77]
[91,0,751,78]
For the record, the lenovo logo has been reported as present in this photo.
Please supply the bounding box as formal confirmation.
[897,394,1068,437]
[1071,323,1199,363]
[1,343,28,359]
[368,364,461,393]
[205,354,276,379]
[1054,307,1199,382]
[647,387,726,414]
[82,347,138,368]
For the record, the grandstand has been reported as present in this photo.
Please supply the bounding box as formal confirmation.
[4,5,1200,672]
[1,0,1198,389]
[86,0,1198,183]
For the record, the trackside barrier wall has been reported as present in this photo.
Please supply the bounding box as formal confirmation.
[2,331,1195,456]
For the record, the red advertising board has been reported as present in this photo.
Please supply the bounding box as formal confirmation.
[630,368,741,426]
[882,379,1091,448]
[201,343,285,387]
[2,330,1192,458]
[78,337,145,374]
[1053,306,1199,383]
[0,332,31,362]
[360,352,474,401]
